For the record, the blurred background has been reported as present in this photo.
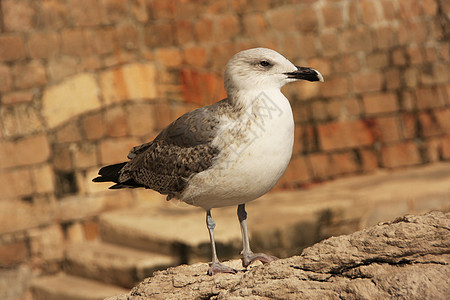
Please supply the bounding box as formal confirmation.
[0,0,449,299]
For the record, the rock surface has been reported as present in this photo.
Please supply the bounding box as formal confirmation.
[107,211,449,300]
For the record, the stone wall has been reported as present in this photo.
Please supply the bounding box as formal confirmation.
[0,0,449,294]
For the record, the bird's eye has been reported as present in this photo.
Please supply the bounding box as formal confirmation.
[259,60,271,67]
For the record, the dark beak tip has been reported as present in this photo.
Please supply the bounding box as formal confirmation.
[285,67,324,82]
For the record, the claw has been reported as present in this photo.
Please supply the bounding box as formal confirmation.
[207,262,238,275]
[242,252,278,268]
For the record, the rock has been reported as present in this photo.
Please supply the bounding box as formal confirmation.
[106,211,450,300]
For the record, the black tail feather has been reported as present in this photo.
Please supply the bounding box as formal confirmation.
[93,162,146,189]
[92,162,127,184]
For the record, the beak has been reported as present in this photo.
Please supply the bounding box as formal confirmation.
[284,66,324,82]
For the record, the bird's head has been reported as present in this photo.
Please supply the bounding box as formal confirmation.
[224,48,323,96]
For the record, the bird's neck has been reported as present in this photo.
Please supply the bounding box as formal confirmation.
[228,88,285,111]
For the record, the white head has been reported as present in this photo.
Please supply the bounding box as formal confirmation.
[224,48,323,97]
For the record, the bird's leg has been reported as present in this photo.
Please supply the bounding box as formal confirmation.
[238,204,278,268]
[206,209,237,275]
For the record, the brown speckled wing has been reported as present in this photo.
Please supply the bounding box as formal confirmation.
[118,98,235,199]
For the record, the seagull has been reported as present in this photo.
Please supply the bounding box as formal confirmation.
[93,48,323,275]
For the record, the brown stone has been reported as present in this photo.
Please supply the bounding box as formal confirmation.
[31,164,55,194]
[0,35,26,62]
[0,134,50,169]
[321,3,344,28]
[381,142,422,168]
[362,92,398,115]
[183,46,207,67]
[47,56,80,81]
[320,32,341,57]
[41,0,70,28]
[155,48,183,68]
[126,103,156,137]
[100,0,127,23]
[297,6,319,31]
[352,72,383,93]
[82,113,105,140]
[61,29,91,56]
[342,28,373,53]
[2,0,38,32]
[318,120,375,151]
[105,106,128,137]
[321,76,349,98]
[372,116,401,142]
[27,31,60,59]
[2,91,34,105]
[0,168,33,199]
[117,23,139,51]
[0,241,28,267]
[100,137,141,165]
[12,60,47,89]
[68,0,102,26]
[106,212,450,300]
[0,64,12,93]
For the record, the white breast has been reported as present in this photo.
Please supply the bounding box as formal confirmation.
[181,90,294,210]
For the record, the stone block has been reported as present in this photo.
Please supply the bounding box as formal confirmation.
[2,91,33,105]
[372,116,401,142]
[359,0,382,24]
[83,220,99,240]
[126,103,156,137]
[105,106,128,137]
[0,168,32,200]
[29,224,64,261]
[100,0,127,24]
[374,26,397,49]
[2,0,38,32]
[68,0,101,26]
[359,149,379,172]
[297,6,319,31]
[117,23,139,50]
[27,31,60,59]
[61,29,91,56]
[342,28,373,53]
[31,164,55,194]
[82,112,105,140]
[1,103,44,137]
[0,35,26,62]
[0,197,55,234]
[416,87,445,110]
[330,152,360,176]
[308,153,332,179]
[144,22,175,47]
[333,54,362,74]
[183,46,207,67]
[318,120,375,151]
[0,241,28,267]
[362,92,399,115]
[352,72,383,94]
[155,48,183,68]
[434,109,450,133]
[0,64,12,92]
[41,0,70,28]
[55,122,82,143]
[100,137,141,165]
[0,134,50,169]
[400,113,418,139]
[243,13,267,36]
[267,7,297,31]
[72,143,98,169]
[321,3,344,28]
[100,63,157,104]
[47,56,80,81]
[381,142,422,168]
[42,73,101,128]
[130,0,148,22]
[320,32,341,57]
[321,76,349,98]
[175,19,195,45]
[12,60,47,89]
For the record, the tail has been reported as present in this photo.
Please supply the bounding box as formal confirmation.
[93,162,144,189]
